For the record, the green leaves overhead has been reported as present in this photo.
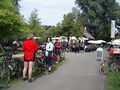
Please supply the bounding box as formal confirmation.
[28,9,41,30]
[0,0,23,40]
[61,13,76,36]
[28,9,46,37]
[76,0,120,41]
[0,0,16,12]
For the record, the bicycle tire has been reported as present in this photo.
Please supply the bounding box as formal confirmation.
[9,59,17,76]
[110,63,119,72]
[99,64,109,75]
[0,63,10,87]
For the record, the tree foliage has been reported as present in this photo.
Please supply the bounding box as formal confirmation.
[28,9,41,30]
[0,0,23,41]
[75,0,120,41]
[45,12,84,38]
[61,13,76,36]
[61,13,84,37]
[28,9,46,37]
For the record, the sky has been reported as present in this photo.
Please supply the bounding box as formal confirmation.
[20,0,76,26]
[20,0,120,26]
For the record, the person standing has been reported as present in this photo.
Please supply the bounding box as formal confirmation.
[12,40,18,52]
[45,37,54,74]
[96,45,104,61]
[22,34,38,82]
[54,39,62,63]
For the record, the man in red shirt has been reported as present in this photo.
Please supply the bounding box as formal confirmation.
[22,34,38,82]
[54,39,62,63]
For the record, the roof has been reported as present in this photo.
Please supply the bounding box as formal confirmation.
[84,30,95,39]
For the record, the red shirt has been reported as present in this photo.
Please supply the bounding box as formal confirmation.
[22,40,38,61]
[109,48,114,54]
[54,41,62,51]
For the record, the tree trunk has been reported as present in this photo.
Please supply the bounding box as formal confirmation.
[0,44,5,53]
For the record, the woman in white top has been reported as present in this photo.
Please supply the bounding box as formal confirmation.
[45,37,54,73]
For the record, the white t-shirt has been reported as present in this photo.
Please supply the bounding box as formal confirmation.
[96,47,104,61]
[45,42,53,56]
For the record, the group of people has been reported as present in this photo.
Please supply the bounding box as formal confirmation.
[21,33,98,82]
[64,44,97,53]
[22,34,62,82]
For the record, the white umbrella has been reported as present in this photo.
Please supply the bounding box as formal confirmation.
[88,40,97,44]
[96,40,106,43]
[88,40,106,44]
[107,42,112,45]
[70,36,77,40]
[52,37,60,40]
[52,37,60,42]
[112,39,120,45]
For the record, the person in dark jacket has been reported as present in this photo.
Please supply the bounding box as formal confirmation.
[22,34,38,82]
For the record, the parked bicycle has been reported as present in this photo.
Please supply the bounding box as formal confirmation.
[0,53,23,87]
[34,49,65,72]
[110,55,120,72]
[35,51,47,72]
[99,57,110,75]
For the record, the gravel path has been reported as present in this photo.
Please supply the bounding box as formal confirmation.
[4,51,106,90]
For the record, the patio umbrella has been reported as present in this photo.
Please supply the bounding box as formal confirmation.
[88,40,106,44]
[96,40,106,43]
[112,39,120,45]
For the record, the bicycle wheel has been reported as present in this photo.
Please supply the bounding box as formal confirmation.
[99,64,109,75]
[0,63,10,87]
[110,63,118,72]
[8,59,18,76]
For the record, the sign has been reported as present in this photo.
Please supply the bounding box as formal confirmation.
[111,20,115,38]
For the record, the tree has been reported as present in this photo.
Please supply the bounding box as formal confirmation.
[46,26,58,37]
[73,18,84,38]
[29,9,41,30]
[13,0,21,13]
[75,0,120,41]
[56,22,63,36]
[0,0,23,41]
[61,13,76,36]
[61,12,84,38]
[28,9,45,37]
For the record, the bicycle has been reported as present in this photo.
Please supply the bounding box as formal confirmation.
[35,50,59,71]
[0,53,19,87]
[110,56,120,72]
[110,63,120,72]
[35,51,47,72]
[99,58,110,75]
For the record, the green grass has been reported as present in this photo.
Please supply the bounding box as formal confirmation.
[0,77,23,89]
[53,59,65,67]
[106,72,120,90]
